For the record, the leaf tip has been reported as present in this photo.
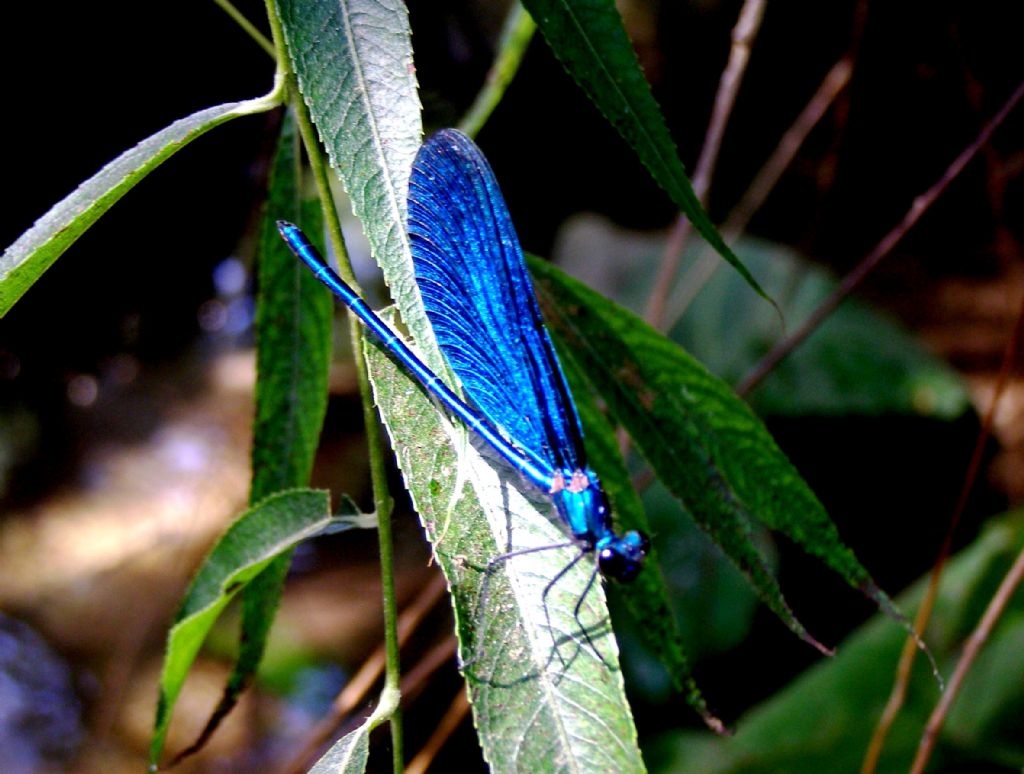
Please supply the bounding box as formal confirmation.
[804,631,836,658]
[862,581,943,688]
[683,675,729,735]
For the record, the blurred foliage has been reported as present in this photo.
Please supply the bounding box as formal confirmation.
[646,509,1024,773]
[556,222,970,418]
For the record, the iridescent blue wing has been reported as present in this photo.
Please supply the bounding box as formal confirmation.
[408,129,585,474]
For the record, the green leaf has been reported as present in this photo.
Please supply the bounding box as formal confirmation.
[519,0,771,304]
[648,510,1024,773]
[531,258,892,649]
[0,95,279,317]
[560,346,720,728]
[149,489,343,767]
[307,682,398,773]
[274,0,440,366]
[628,479,763,676]
[308,721,371,773]
[365,337,646,773]
[251,110,333,504]
[276,4,643,763]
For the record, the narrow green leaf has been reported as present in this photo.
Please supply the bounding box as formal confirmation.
[275,4,639,762]
[366,338,646,773]
[308,721,371,773]
[172,553,292,764]
[0,95,279,317]
[251,110,333,504]
[309,680,396,773]
[559,347,718,727]
[149,489,338,767]
[532,258,890,649]
[274,0,439,366]
[519,0,771,304]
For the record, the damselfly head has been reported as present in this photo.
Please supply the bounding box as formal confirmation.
[597,530,649,583]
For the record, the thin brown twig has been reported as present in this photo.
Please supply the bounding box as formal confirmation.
[644,0,766,330]
[669,56,854,320]
[736,78,1024,398]
[859,589,934,774]
[281,572,448,774]
[727,61,853,242]
[862,286,1024,774]
[405,686,472,774]
[398,635,459,704]
[910,540,1024,773]
[672,0,868,323]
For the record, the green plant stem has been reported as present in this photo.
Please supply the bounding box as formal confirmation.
[458,3,536,138]
[215,0,275,57]
[264,0,291,80]
[270,4,403,765]
[295,95,404,768]
[348,320,405,772]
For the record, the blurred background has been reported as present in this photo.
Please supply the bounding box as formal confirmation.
[1,1,1023,771]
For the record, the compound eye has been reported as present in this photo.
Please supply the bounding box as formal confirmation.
[598,546,643,583]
